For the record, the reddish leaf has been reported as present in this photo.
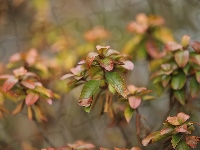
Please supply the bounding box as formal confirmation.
[9,53,21,62]
[61,74,74,80]
[70,65,85,76]
[86,52,99,68]
[186,136,200,148]
[20,80,35,89]
[13,67,27,77]
[175,124,188,133]
[99,58,114,71]
[190,41,200,53]
[160,127,174,135]
[25,92,39,106]
[177,112,190,124]
[2,77,18,92]
[128,96,141,109]
[0,74,13,79]
[77,60,86,65]
[122,60,134,70]
[165,42,182,51]
[78,97,92,107]
[174,50,189,68]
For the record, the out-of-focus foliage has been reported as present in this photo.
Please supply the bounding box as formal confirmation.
[122,13,174,60]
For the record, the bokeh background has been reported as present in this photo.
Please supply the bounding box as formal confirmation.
[0,0,200,149]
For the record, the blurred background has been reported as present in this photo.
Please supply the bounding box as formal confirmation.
[0,0,200,149]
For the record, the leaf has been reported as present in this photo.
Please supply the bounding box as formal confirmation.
[196,71,200,83]
[96,45,110,56]
[20,80,35,89]
[174,89,185,105]
[175,124,188,133]
[174,50,189,68]
[183,64,190,75]
[181,35,190,48]
[98,58,114,71]
[34,86,52,98]
[130,147,141,150]
[79,97,93,107]
[2,77,18,92]
[162,75,171,87]
[27,106,33,120]
[190,41,200,54]
[79,80,100,107]
[128,96,141,109]
[171,134,181,149]
[154,83,164,97]
[13,67,27,77]
[177,112,190,124]
[86,52,99,68]
[190,77,200,98]
[105,72,127,98]
[186,136,200,148]
[122,60,134,70]
[142,131,169,146]
[176,142,189,150]
[61,74,74,80]
[165,42,182,51]
[142,95,155,101]
[12,101,24,115]
[124,105,135,123]
[25,92,39,106]
[171,71,186,90]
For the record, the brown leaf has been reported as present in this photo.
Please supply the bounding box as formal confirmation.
[99,58,114,71]
[27,106,33,120]
[25,92,39,106]
[12,101,24,115]
[20,80,35,89]
[186,136,200,148]
[2,77,18,92]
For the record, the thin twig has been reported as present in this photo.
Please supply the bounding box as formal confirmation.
[33,119,55,148]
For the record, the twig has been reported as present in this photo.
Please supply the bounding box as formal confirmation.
[33,119,55,148]
[135,109,142,146]
[117,120,132,148]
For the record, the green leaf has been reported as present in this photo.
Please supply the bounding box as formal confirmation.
[196,71,200,83]
[171,71,186,90]
[190,77,200,99]
[171,134,181,149]
[176,142,189,150]
[105,72,127,98]
[154,83,164,97]
[80,80,100,100]
[124,105,135,123]
[183,64,190,75]
[174,89,185,105]
[83,105,92,113]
